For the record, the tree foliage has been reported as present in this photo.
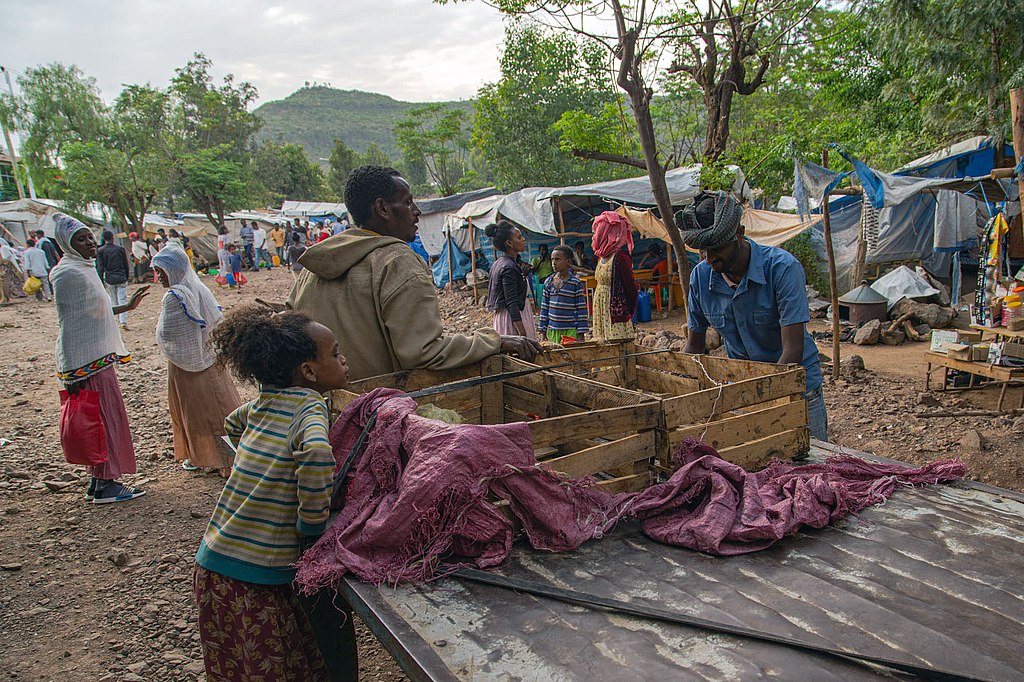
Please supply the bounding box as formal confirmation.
[253,141,326,204]
[327,138,359,197]
[474,22,623,190]
[395,103,479,196]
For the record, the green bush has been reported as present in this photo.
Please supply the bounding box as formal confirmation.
[781,232,830,297]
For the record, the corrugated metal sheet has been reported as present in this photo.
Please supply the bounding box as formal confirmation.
[341,443,1024,681]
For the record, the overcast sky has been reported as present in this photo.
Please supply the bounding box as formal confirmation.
[3,0,509,104]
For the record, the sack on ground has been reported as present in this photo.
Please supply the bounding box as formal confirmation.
[59,389,109,466]
[23,276,42,295]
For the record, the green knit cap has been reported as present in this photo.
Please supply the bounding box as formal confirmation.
[674,191,743,250]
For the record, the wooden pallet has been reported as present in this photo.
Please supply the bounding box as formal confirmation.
[329,355,661,493]
[532,341,810,471]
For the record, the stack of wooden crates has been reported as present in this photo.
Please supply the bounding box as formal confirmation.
[329,341,809,493]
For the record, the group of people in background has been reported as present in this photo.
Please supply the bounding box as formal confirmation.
[485,210,640,345]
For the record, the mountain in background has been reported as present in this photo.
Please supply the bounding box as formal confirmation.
[254,86,473,164]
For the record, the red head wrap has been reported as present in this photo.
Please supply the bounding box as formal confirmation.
[591,211,634,259]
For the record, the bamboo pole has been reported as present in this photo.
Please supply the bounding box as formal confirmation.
[0,68,25,200]
[822,148,841,382]
[468,217,478,304]
[666,240,674,311]
[1011,89,1024,209]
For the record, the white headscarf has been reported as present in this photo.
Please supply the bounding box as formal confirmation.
[152,244,222,371]
[49,214,129,383]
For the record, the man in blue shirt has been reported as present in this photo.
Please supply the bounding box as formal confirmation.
[238,219,255,270]
[679,192,827,441]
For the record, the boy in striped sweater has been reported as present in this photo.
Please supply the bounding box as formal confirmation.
[194,306,349,682]
[538,245,590,343]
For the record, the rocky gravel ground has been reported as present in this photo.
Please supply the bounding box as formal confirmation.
[2,274,1021,681]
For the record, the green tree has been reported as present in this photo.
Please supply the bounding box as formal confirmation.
[394,103,474,196]
[474,22,622,190]
[868,0,1024,152]
[253,141,326,204]
[327,138,359,197]
[13,66,172,232]
[359,142,392,167]
[168,53,262,225]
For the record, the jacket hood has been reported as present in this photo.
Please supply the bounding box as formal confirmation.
[297,228,407,280]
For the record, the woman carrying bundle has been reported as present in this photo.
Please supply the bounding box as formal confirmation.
[151,245,241,476]
[50,214,149,504]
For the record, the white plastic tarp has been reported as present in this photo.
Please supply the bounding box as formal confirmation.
[280,201,347,217]
[871,265,941,309]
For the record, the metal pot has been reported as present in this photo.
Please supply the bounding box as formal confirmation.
[838,281,889,324]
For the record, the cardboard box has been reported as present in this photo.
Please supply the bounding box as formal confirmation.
[972,344,991,361]
[930,330,983,352]
[1004,341,1024,359]
[947,343,974,361]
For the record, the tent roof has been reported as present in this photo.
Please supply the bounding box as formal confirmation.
[896,136,1003,175]
[416,187,500,217]
[280,201,347,217]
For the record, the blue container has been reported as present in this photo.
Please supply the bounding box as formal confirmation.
[634,291,652,323]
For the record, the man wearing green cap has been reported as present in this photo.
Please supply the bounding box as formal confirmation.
[679,191,827,441]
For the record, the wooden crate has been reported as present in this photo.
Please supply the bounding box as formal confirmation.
[328,355,661,493]
[531,340,809,470]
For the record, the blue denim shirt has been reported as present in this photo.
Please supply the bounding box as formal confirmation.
[687,239,822,392]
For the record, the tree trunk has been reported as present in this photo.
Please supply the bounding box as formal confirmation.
[990,29,1005,165]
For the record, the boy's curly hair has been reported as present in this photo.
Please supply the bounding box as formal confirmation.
[212,305,318,387]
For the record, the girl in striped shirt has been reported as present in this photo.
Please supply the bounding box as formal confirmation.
[194,306,349,682]
[538,245,590,343]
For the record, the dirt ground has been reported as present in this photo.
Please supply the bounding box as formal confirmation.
[1,269,1022,681]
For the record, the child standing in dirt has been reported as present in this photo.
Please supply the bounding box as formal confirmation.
[194,306,351,681]
[538,245,589,343]
[226,244,243,291]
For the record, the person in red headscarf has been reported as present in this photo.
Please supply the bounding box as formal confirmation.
[590,211,637,341]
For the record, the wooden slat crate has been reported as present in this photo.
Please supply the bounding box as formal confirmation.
[531,340,809,471]
[328,355,661,493]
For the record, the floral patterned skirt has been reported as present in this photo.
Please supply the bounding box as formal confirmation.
[193,565,329,682]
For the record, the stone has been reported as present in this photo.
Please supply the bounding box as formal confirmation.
[913,323,931,337]
[5,470,30,480]
[125,663,147,674]
[839,354,866,376]
[0,563,23,571]
[889,299,956,329]
[668,340,686,352]
[880,329,906,346]
[960,429,985,452]
[853,320,881,345]
[43,480,73,493]
[122,674,146,682]
[109,551,130,568]
[1012,417,1024,435]
[916,392,940,407]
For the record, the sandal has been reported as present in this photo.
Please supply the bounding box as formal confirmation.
[181,460,200,471]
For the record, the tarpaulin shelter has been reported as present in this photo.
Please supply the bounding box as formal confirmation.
[416,187,500,257]
[441,165,754,298]
[796,136,1021,291]
[279,201,347,219]
[0,198,105,244]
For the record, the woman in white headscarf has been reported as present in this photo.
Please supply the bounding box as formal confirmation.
[152,245,241,476]
[50,214,149,504]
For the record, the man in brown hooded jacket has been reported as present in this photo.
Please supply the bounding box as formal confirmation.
[287,165,539,381]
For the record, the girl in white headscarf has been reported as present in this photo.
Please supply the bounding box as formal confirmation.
[50,214,150,504]
[152,245,241,476]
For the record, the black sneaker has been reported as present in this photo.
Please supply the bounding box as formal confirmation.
[85,478,98,501]
[92,480,146,505]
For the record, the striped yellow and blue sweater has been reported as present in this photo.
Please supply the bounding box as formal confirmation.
[195,387,334,585]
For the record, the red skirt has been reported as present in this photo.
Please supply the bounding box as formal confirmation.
[193,566,329,682]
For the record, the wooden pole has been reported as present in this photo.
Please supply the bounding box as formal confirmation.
[665,239,674,311]
[468,216,478,304]
[446,227,455,290]
[1011,89,1024,207]
[822,148,841,382]
[555,197,566,246]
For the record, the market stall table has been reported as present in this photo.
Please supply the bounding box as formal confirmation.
[969,323,1024,342]
[338,441,1024,682]
[924,349,1024,410]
